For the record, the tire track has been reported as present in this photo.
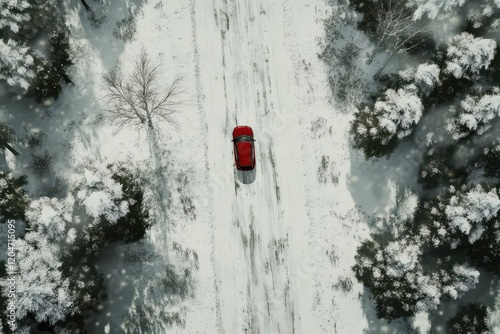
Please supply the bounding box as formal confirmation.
[189,0,223,331]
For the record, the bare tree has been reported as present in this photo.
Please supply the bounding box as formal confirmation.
[102,49,183,134]
[365,0,429,71]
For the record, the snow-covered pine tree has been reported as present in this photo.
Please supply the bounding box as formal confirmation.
[108,163,151,243]
[399,63,440,97]
[477,138,500,178]
[14,231,73,324]
[69,163,129,225]
[0,169,29,222]
[410,0,465,20]
[351,85,423,158]
[353,237,432,320]
[0,38,35,89]
[445,32,496,79]
[25,197,74,241]
[447,302,491,334]
[447,88,500,140]
[445,184,500,244]
[0,0,30,33]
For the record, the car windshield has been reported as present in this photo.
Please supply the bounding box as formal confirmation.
[233,135,253,143]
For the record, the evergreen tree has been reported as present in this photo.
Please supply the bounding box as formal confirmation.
[0,170,29,222]
[14,231,74,324]
[351,85,423,158]
[446,88,500,140]
[0,0,30,33]
[447,302,491,334]
[399,63,440,96]
[410,0,466,20]
[445,32,496,78]
[0,38,35,89]
[418,145,467,190]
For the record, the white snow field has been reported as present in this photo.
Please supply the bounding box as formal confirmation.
[20,0,384,332]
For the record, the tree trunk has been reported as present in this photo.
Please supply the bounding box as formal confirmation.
[1,141,20,156]
[61,72,74,85]
[375,51,395,77]
[80,0,91,11]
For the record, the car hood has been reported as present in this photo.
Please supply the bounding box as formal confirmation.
[236,142,253,166]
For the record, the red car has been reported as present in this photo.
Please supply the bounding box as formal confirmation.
[232,125,256,171]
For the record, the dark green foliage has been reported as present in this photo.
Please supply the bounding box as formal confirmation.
[0,122,15,145]
[48,28,73,83]
[353,240,422,321]
[424,71,473,109]
[472,138,500,179]
[28,150,55,176]
[26,60,64,103]
[348,0,399,37]
[344,0,500,327]
[0,170,30,221]
[21,130,46,148]
[65,264,106,315]
[109,165,151,243]
[350,106,401,159]
[403,33,437,58]
[417,145,467,190]
[459,219,500,273]
[447,303,490,334]
[6,0,73,103]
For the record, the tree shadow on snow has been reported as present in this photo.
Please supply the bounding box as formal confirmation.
[359,287,421,334]
[347,140,423,222]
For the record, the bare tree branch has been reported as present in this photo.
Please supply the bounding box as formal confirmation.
[101,48,184,135]
[367,0,430,65]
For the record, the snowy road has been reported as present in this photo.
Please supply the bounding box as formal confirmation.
[188,0,369,333]
[193,0,316,332]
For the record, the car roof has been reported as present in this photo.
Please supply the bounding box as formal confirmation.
[236,142,253,167]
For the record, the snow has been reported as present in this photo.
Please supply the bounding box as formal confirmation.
[400,63,440,93]
[446,186,500,243]
[84,168,101,187]
[376,87,423,137]
[445,32,496,78]
[411,0,466,19]
[386,240,421,277]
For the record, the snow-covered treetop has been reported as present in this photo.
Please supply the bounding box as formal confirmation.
[375,86,424,141]
[26,197,75,241]
[399,63,440,96]
[0,0,30,33]
[447,88,500,139]
[14,231,73,324]
[445,185,500,243]
[445,33,496,78]
[69,162,129,223]
[0,38,34,89]
[410,0,465,20]
[385,238,422,277]
[442,264,480,299]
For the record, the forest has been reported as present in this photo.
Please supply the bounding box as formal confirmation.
[321,0,500,332]
[2,0,500,333]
